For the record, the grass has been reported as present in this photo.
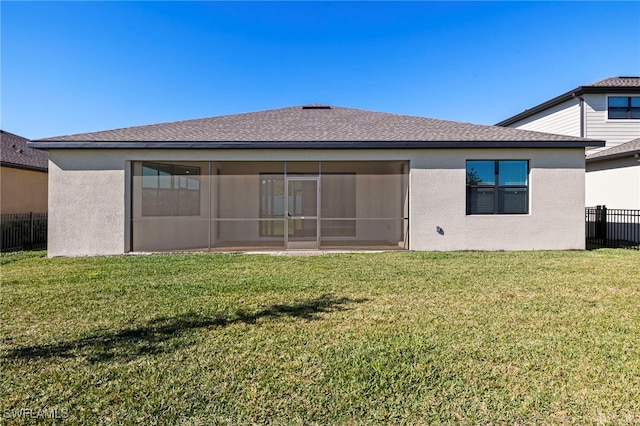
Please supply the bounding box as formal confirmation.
[1,249,639,424]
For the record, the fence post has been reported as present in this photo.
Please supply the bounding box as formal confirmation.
[595,205,607,243]
[29,211,34,250]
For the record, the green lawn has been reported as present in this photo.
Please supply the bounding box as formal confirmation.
[1,250,639,424]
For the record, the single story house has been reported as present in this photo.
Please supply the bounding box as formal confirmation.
[1,130,49,214]
[29,105,604,257]
[586,137,640,209]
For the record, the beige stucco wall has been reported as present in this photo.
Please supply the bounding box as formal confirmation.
[586,157,640,209]
[410,148,585,251]
[48,150,128,256]
[47,147,586,256]
[0,166,48,214]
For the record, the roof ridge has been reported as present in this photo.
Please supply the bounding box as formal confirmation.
[38,105,345,140]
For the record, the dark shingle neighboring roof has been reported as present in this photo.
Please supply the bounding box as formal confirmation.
[497,76,640,126]
[1,130,48,171]
[31,106,602,149]
[586,137,640,163]
[589,77,640,87]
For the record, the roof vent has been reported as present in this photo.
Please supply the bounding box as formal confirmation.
[618,76,640,79]
[302,105,331,110]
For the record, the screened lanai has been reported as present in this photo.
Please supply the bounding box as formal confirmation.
[131,160,409,252]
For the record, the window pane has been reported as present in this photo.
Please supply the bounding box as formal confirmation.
[609,97,631,119]
[187,178,199,190]
[466,161,495,185]
[139,163,201,217]
[631,98,640,119]
[159,171,171,189]
[259,173,285,237]
[178,176,188,189]
[259,219,285,238]
[142,166,158,188]
[467,187,494,214]
[288,180,317,217]
[609,109,628,119]
[499,188,528,214]
[288,218,317,239]
[499,161,528,186]
[260,176,285,218]
[608,97,628,107]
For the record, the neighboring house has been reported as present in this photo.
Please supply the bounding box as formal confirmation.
[0,130,49,214]
[29,105,603,257]
[496,77,640,155]
[585,137,640,209]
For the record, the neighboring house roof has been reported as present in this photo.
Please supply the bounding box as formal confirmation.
[496,76,640,127]
[588,77,640,87]
[30,105,603,150]
[586,137,640,163]
[1,130,48,171]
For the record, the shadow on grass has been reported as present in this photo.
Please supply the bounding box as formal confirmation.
[0,250,46,266]
[2,294,367,363]
[586,242,640,251]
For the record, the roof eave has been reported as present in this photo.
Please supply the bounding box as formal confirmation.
[27,140,606,149]
[586,150,640,163]
[0,161,48,172]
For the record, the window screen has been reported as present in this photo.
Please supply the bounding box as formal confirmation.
[141,162,201,216]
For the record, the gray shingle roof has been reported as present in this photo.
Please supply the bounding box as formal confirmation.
[34,105,599,146]
[586,137,640,162]
[1,130,48,171]
[588,77,640,87]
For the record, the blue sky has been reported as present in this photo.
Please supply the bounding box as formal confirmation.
[2,1,639,139]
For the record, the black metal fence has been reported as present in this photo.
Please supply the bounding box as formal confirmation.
[586,206,640,250]
[1,212,48,252]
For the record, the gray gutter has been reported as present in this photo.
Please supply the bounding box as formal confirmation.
[28,140,605,150]
[0,162,48,172]
[496,86,640,127]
